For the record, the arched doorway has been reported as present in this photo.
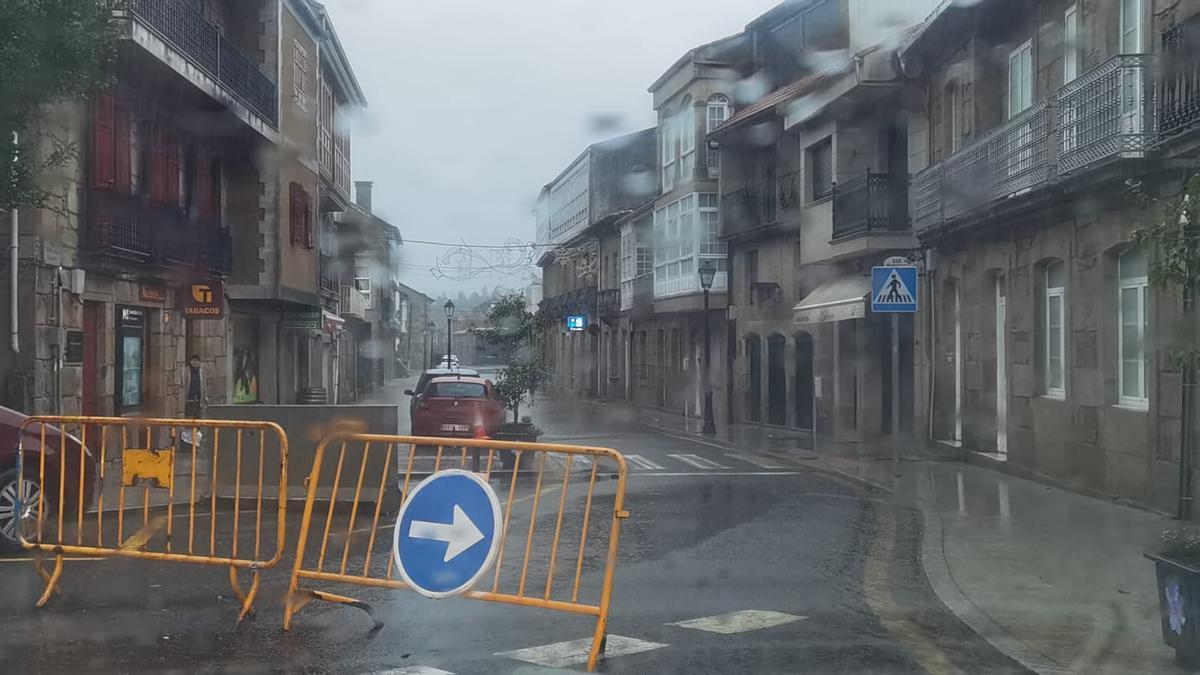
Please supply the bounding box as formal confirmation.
[767,334,787,425]
[746,334,762,422]
[794,332,814,430]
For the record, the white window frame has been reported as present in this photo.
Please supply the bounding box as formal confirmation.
[706,95,730,178]
[1007,40,1033,119]
[661,114,676,192]
[946,81,962,153]
[1118,249,1149,408]
[680,99,695,180]
[1064,5,1079,83]
[1044,263,1066,398]
[1120,0,1143,53]
[653,192,725,298]
[293,40,308,112]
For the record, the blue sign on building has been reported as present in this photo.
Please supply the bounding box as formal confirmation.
[392,469,502,598]
[566,315,587,331]
[871,266,919,313]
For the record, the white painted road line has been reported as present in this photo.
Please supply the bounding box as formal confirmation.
[667,453,729,470]
[362,662,451,667]
[496,635,666,669]
[724,453,789,470]
[626,454,666,471]
[670,609,807,634]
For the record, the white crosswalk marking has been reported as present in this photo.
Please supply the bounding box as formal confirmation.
[626,454,666,471]
[724,453,788,470]
[496,635,666,669]
[364,666,454,675]
[669,609,807,634]
[667,453,729,470]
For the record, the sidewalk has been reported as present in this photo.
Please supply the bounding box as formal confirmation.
[586,398,1180,675]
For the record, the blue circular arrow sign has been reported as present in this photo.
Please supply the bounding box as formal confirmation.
[392,469,502,598]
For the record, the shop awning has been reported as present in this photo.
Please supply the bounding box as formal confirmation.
[793,275,871,324]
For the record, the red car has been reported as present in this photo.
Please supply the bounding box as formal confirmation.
[410,376,504,440]
[0,407,96,552]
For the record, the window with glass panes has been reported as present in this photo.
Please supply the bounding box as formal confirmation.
[1118,248,1148,405]
[1007,40,1033,118]
[1044,262,1066,396]
[653,193,724,287]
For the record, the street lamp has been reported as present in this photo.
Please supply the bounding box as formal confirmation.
[698,260,717,435]
[444,300,455,365]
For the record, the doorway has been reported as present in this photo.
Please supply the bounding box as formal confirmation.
[794,333,814,430]
[767,334,786,425]
[746,335,762,422]
[995,274,1008,455]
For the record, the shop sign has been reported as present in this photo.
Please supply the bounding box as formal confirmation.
[139,284,167,303]
[283,309,322,330]
[180,280,225,319]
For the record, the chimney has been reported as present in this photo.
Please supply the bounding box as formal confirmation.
[355,181,374,213]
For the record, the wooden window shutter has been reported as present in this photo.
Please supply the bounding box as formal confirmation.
[149,122,167,204]
[195,148,213,219]
[165,131,180,206]
[113,104,131,194]
[91,93,116,189]
[289,182,303,244]
[304,187,314,248]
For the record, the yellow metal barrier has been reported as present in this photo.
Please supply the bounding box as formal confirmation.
[284,434,629,672]
[15,416,288,619]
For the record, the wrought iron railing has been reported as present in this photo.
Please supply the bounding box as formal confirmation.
[89,191,231,273]
[1159,22,1200,142]
[319,254,339,295]
[832,172,908,238]
[598,288,621,317]
[910,164,943,232]
[119,0,278,126]
[1059,54,1153,174]
[721,181,776,236]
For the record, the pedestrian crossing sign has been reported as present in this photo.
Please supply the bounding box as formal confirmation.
[871,266,918,313]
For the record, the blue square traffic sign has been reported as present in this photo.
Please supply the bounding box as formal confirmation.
[871,266,918,313]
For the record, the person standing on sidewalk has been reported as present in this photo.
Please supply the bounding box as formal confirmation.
[185,354,207,419]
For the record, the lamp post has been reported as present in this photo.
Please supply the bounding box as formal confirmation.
[444,300,455,365]
[698,260,717,435]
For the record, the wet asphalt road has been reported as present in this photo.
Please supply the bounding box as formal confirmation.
[0,391,1029,674]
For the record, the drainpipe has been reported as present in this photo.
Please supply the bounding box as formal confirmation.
[10,131,19,357]
[1179,283,1195,520]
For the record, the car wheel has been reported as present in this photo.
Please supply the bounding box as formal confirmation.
[0,468,40,553]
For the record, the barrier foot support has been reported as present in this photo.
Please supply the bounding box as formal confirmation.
[285,588,382,632]
[34,554,64,608]
[229,566,261,622]
[586,618,609,672]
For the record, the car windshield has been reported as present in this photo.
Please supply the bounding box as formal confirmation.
[9,1,1200,673]
[427,382,486,399]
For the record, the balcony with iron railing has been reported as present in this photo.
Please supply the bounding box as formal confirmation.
[832,172,909,239]
[88,191,231,275]
[719,171,801,238]
[913,54,1160,235]
[1159,21,1200,143]
[110,0,278,126]
[598,288,621,318]
[319,254,339,297]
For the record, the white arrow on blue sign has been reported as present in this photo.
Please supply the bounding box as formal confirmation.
[871,266,919,313]
[392,469,502,598]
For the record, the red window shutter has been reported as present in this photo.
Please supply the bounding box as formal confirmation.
[165,132,180,206]
[289,182,302,245]
[149,123,166,204]
[303,188,314,248]
[113,104,131,194]
[91,93,116,189]
[195,148,212,218]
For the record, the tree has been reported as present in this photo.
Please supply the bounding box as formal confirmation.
[1133,174,1200,519]
[477,292,546,422]
[1,0,116,211]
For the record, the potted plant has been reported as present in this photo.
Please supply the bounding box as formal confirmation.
[1147,528,1200,665]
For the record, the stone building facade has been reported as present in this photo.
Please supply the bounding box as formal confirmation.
[905,0,1200,513]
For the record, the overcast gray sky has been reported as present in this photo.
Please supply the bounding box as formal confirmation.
[324,0,780,295]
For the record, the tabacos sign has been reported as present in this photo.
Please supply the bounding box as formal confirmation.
[180,280,225,319]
